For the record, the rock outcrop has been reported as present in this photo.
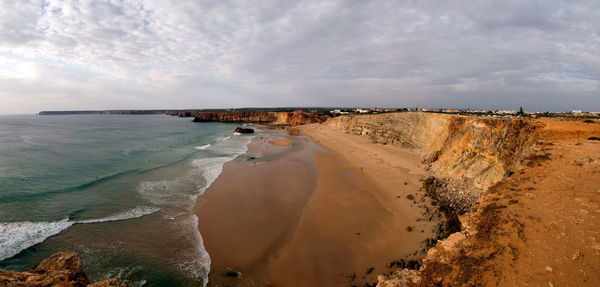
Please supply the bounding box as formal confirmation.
[192,111,328,125]
[234,127,254,134]
[324,113,600,286]
[0,251,125,287]
[325,112,542,219]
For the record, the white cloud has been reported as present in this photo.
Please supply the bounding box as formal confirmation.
[0,0,599,113]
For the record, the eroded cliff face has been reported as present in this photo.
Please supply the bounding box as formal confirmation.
[325,112,542,208]
[325,113,600,287]
[192,111,327,125]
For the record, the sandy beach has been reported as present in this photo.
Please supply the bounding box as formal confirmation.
[194,125,436,286]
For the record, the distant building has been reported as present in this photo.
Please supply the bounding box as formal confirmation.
[330,109,348,115]
[498,110,517,114]
[355,108,369,113]
[571,110,582,114]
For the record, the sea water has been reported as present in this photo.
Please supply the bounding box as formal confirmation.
[0,114,253,286]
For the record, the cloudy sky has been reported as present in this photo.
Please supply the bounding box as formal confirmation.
[0,0,599,113]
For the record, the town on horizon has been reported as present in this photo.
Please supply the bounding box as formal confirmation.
[36,106,600,119]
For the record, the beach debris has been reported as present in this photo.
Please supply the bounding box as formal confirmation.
[406,226,413,232]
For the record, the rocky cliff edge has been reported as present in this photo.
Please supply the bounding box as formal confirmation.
[192,110,328,125]
[0,251,125,287]
[324,113,600,286]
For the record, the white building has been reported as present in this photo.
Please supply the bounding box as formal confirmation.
[330,109,348,115]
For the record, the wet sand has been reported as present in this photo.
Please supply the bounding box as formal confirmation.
[194,125,436,286]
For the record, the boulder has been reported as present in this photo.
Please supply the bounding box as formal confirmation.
[235,127,254,134]
[0,251,124,287]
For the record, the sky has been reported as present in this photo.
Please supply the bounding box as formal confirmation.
[0,0,599,114]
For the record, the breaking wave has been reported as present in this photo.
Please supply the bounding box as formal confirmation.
[0,206,159,261]
[194,144,211,150]
[0,219,73,261]
[78,206,160,224]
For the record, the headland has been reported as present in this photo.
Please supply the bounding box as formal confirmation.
[191,111,600,286]
[8,109,600,286]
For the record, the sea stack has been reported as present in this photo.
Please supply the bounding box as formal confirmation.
[235,127,254,134]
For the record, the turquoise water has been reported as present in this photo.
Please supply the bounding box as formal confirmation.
[0,114,253,286]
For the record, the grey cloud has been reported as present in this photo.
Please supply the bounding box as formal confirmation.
[0,1,42,45]
[0,0,599,113]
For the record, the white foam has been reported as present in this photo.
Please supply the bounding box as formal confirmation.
[191,157,234,193]
[138,135,252,206]
[233,132,242,136]
[194,144,211,150]
[175,214,211,286]
[78,206,160,224]
[101,265,144,285]
[20,135,42,145]
[0,219,73,261]
[0,207,160,261]
[135,134,252,285]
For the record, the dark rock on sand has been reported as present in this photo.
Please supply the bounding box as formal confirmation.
[235,127,254,134]
[406,260,421,269]
[224,271,242,278]
[386,259,406,269]
[366,267,375,274]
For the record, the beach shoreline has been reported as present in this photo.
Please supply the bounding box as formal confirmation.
[194,124,437,286]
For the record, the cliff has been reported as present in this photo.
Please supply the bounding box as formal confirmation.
[0,251,125,286]
[325,113,543,231]
[323,113,600,286]
[192,111,328,125]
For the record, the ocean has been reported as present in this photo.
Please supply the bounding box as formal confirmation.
[0,114,254,286]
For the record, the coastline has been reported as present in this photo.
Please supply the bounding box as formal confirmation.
[194,124,436,286]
